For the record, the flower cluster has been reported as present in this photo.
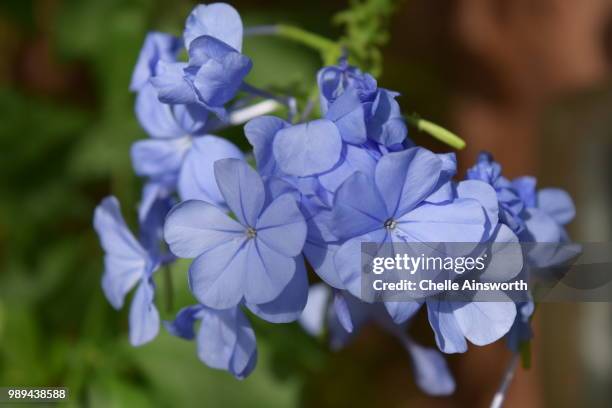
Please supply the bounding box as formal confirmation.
[93,2,575,395]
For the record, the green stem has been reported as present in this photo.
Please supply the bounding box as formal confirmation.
[163,264,173,313]
[275,24,342,65]
[405,114,466,150]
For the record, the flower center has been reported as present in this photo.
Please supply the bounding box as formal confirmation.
[384,218,397,230]
[245,227,257,239]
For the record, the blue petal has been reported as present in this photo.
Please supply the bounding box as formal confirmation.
[396,199,486,243]
[273,119,343,177]
[384,301,422,324]
[229,309,257,379]
[303,241,343,289]
[537,188,575,225]
[246,256,308,323]
[521,208,562,243]
[426,299,467,353]
[367,89,407,146]
[330,172,386,240]
[129,279,160,346]
[178,136,244,207]
[196,306,238,370]
[425,153,457,204]
[244,240,296,305]
[334,230,389,298]
[403,338,455,396]
[151,61,197,105]
[318,144,377,193]
[135,82,186,138]
[299,283,331,336]
[512,176,537,208]
[375,148,442,217]
[164,305,203,340]
[255,194,307,257]
[325,89,367,144]
[456,180,499,229]
[189,238,248,309]
[214,158,265,227]
[333,291,354,333]
[131,136,191,178]
[94,197,147,309]
[245,115,289,176]
[183,3,243,51]
[164,200,244,258]
[130,32,182,92]
[452,301,516,346]
[190,36,252,107]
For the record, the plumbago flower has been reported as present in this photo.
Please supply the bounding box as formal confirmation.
[93,197,163,346]
[465,152,576,351]
[164,158,308,311]
[94,1,578,396]
[129,4,248,214]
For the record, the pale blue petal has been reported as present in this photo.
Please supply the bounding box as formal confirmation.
[245,116,289,176]
[384,301,422,324]
[396,199,486,243]
[130,32,181,92]
[164,305,203,340]
[151,61,197,105]
[246,256,308,323]
[164,200,244,258]
[229,309,257,378]
[452,301,516,346]
[273,119,343,177]
[334,230,388,298]
[189,239,248,309]
[367,89,407,146]
[456,180,499,229]
[426,299,467,353]
[94,197,147,309]
[191,37,252,106]
[403,339,456,396]
[521,208,562,243]
[318,144,377,193]
[244,240,296,304]
[537,188,575,225]
[214,158,265,226]
[129,280,160,346]
[183,3,243,51]
[304,241,343,289]
[131,136,191,178]
[299,283,331,336]
[325,88,367,144]
[197,307,238,370]
[135,82,185,138]
[256,194,307,257]
[375,148,442,217]
[178,136,244,206]
[333,291,354,333]
[330,172,386,240]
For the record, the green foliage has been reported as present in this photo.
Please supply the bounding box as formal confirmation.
[334,0,402,75]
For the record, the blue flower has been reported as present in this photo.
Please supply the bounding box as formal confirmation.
[151,3,251,119]
[164,158,308,309]
[93,196,161,346]
[130,32,182,93]
[330,147,488,297]
[467,152,526,233]
[512,176,575,243]
[318,61,408,147]
[165,304,257,379]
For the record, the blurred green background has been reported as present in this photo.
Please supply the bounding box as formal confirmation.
[2,0,612,407]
